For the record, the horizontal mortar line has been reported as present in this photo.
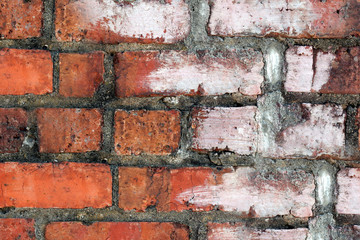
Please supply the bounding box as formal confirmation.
[284,93,360,105]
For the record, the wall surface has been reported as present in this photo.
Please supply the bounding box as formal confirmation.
[0,0,360,239]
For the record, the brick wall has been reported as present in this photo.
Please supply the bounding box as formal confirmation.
[0,0,359,239]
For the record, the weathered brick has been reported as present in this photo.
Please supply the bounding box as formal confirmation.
[55,0,190,43]
[207,223,308,240]
[285,46,360,94]
[0,162,111,208]
[0,48,53,95]
[37,108,102,153]
[45,222,189,240]
[0,108,27,153]
[115,50,263,97]
[192,107,258,155]
[336,168,360,215]
[208,0,360,38]
[259,104,346,159]
[0,218,35,240]
[337,225,360,240]
[59,52,104,97]
[0,0,43,39]
[114,110,180,155]
[117,167,315,217]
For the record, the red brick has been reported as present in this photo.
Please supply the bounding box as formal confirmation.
[0,219,35,240]
[37,108,102,153]
[55,0,190,43]
[208,0,360,38]
[115,50,263,97]
[45,222,189,240]
[0,49,53,95]
[0,0,43,39]
[114,110,180,155]
[285,46,360,94]
[336,168,360,215]
[0,108,27,153]
[117,167,315,217]
[191,107,258,155]
[0,162,111,208]
[59,52,104,97]
[207,223,308,240]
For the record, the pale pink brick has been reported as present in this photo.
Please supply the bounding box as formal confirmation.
[191,107,258,155]
[208,0,360,38]
[260,104,345,159]
[172,167,315,217]
[115,50,263,97]
[336,169,360,215]
[56,0,190,43]
[208,223,308,240]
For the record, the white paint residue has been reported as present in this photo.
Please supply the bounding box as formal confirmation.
[175,168,315,218]
[312,52,336,91]
[71,0,190,43]
[337,169,360,214]
[316,168,333,207]
[266,47,281,84]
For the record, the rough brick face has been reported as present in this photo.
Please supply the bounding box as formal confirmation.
[0,108,27,153]
[336,168,360,215]
[0,0,43,39]
[37,108,103,153]
[114,110,181,155]
[0,162,111,208]
[55,0,190,43]
[0,48,53,95]
[191,107,258,155]
[115,50,263,97]
[207,223,308,240]
[45,222,189,240]
[59,52,105,97]
[285,46,360,94]
[208,0,360,38]
[0,219,35,240]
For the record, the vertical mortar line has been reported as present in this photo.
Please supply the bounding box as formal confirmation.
[26,108,41,160]
[102,109,115,155]
[34,217,48,240]
[42,0,56,40]
[51,51,60,94]
[345,106,359,159]
[110,164,119,208]
[101,52,116,102]
[176,110,192,164]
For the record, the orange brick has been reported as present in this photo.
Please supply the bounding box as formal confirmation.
[59,52,104,97]
[0,162,112,208]
[0,0,43,39]
[37,108,102,153]
[0,218,35,240]
[114,110,180,155]
[45,222,189,240]
[0,108,27,153]
[0,49,53,95]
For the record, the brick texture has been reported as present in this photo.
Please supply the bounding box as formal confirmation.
[0,0,43,39]
[55,0,190,43]
[336,168,360,215]
[208,0,360,38]
[0,218,35,240]
[0,162,112,208]
[0,108,27,153]
[0,48,53,95]
[115,50,263,97]
[37,108,103,153]
[59,52,105,97]
[114,110,181,155]
[45,222,189,240]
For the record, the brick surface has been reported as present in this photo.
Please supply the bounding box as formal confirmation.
[208,0,360,38]
[117,167,315,217]
[115,50,263,97]
[0,0,43,39]
[0,218,35,240]
[207,223,308,240]
[55,0,190,43]
[337,225,360,240]
[0,162,111,208]
[0,48,53,95]
[59,52,104,97]
[114,110,181,155]
[191,107,258,155]
[45,222,189,240]
[336,168,360,215]
[285,46,360,94]
[37,108,103,153]
[0,108,27,153]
